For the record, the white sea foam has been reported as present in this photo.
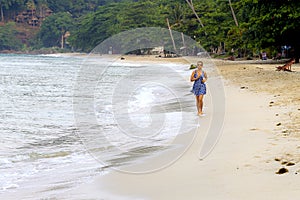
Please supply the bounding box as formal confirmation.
[0,54,197,198]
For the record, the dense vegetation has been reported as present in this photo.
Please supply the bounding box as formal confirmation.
[1,0,300,60]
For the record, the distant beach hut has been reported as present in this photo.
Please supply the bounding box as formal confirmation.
[29,16,39,26]
[151,46,164,55]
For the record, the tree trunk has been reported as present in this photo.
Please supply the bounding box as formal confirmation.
[229,0,239,27]
[61,32,64,49]
[0,3,4,22]
[185,0,207,35]
[166,18,177,55]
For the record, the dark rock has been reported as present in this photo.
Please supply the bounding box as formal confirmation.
[274,158,281,162]
[286,162,295,166]
[276,167,289,174]
[281,161,288,165]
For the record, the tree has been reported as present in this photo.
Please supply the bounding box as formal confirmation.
[69,0,167,51]
[0,0,27,23]
[0,22,22,50]
[236,0,300,60]
[185,0,206,35]
[38,12,74,48]
[0,0,14,22]
[36,0,49,19]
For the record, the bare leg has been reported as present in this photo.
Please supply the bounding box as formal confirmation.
[196,96,201,115]
[195,96,200,114]
[198,95,204,115]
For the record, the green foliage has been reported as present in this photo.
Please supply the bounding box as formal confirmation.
[1,0,300,58]
[45,0,124,17]
[69,0,169,51]
[38,12,74,48]
[234,0,300,57]
[0,22,22,50]
[0,0,23,22]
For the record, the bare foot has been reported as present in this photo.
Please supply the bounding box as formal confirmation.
[198,112,206,116]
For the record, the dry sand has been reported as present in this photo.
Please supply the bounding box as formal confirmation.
[64,55,300,200]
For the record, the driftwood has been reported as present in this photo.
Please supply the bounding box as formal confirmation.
[276,58,295,72]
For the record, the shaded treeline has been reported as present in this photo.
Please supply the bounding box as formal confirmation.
[1,0,300,60]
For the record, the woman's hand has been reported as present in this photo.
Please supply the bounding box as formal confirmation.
[190,71,197,82]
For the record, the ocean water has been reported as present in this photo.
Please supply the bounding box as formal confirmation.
[0,54,197,199]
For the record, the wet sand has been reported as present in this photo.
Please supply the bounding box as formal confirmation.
[63,55,300,199]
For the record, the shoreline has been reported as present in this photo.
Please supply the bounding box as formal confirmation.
[60,55,300,199]
[1,54,299,199]
[1,51,294,64]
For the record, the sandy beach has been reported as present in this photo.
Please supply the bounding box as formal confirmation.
[61,55,300,200]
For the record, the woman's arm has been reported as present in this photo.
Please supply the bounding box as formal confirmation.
[202,71,208,83]
[190,71,200,82]
[190,71,196,82]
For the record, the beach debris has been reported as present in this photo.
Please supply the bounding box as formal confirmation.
[282,130,288,133]
[190,64,197,69]
[240,86,248,89]
[120,57,125,60]
[276,122,281,126]
[276,167,289,174]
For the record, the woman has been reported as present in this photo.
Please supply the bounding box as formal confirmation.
[190,61,207,116]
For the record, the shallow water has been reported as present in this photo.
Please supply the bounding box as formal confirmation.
[0,54,100,197]
[0,54,197,199]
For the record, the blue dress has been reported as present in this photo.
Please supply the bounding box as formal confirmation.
[191,70,206,96]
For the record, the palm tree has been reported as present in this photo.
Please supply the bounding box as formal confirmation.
[185,0,206,35]
[170,3,184,28]
[229,0,239,27]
